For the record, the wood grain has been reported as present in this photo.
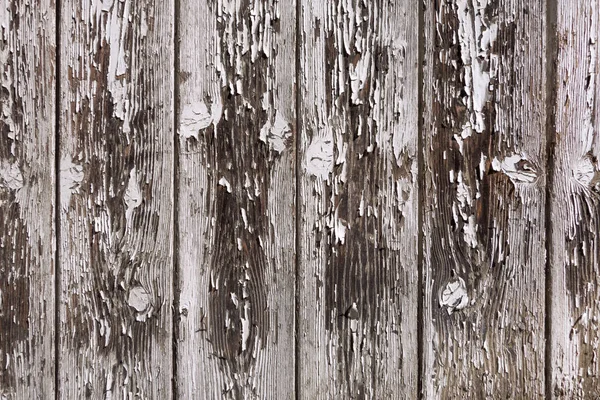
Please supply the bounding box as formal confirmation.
[0,1,56,398]
[550,0,600,398]
[57,0,173,397]
[422,0,547,397]
[175,0,296,398]
[297,0,419,398]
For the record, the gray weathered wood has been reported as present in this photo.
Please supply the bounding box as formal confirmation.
[297,0,419,397]
[175,0,296,398]
[422,0,547,397]
[550,1,600,397]
[57,0,173,397]
[0,1,56,398]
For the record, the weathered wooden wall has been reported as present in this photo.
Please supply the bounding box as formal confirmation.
[1,0,599,398]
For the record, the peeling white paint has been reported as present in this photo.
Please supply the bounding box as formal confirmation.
[440,276,469,315]
[456,0,497,134]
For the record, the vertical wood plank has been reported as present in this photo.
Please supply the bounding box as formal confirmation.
[58,0,174,397]
[175,0,296,398]
[297,0,419,397]
[422,0,547,397]
[550,1,600,398]
[0,0,55,398]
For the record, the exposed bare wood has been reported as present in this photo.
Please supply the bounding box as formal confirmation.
[175,0,296,398]
[297,0,419,397]
[422,0,547,397]
[57,0,174,397]
[550,1,600,398]
[0,0,56,398]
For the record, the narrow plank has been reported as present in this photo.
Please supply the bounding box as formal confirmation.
[550,1,600,397]
[422,0,547,397]
[297,0,419,397]
[58,0,174,397]
[175,0,296,398]
[0,0,56,398]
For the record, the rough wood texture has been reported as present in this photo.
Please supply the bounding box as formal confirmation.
[175,0,296,398]
[422,0,547,397]
[297,0,419,397]
[58,0,173,397]
[0,1,56,398]
[550,1,600,398]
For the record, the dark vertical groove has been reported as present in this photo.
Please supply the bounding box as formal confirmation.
[416,1,425,399]
[54,0,61,398]
[294,0,302,398]
[172,0,180,397]
[544,0,558,398]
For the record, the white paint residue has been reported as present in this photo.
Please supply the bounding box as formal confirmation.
[180,101,222,140]
[259,112,292,153]
[0,161,23,191]
[124,168,142,223]
[60,157,84,206]
[305,134,334,180]
[492,154,538,184]
[440,276,469,315]
[218,177,232,193]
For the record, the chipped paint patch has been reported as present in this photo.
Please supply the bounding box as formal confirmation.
[440,276,469,315]
[60,157,84,206]
[218,177,232,193]
[180,100,223,140]
[259,112,292,153]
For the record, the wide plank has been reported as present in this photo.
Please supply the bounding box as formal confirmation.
[422,0,547,397]
[175,0,296,398]
[297,0,419,397]
[58,0,174,397]
[550,0,600,398]
[0,0,56,398]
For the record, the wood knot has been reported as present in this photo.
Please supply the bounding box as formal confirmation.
[491,154,539,184]
[439,276,469,315]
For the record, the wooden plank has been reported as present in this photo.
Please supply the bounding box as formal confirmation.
[297,0,419,397]
[0,0,56,398]
[422,0,547,397]
[550,1,600,398]
[175,0,296,398]
[57,0,173,397]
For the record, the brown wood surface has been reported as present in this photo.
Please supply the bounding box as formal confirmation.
[0,0,56,398]
[175,0,296,398]
[422,0,548,398]
[57,0,174,397]
[2,0,600,398]
[550,0,600,398]
[297,0,419,398]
